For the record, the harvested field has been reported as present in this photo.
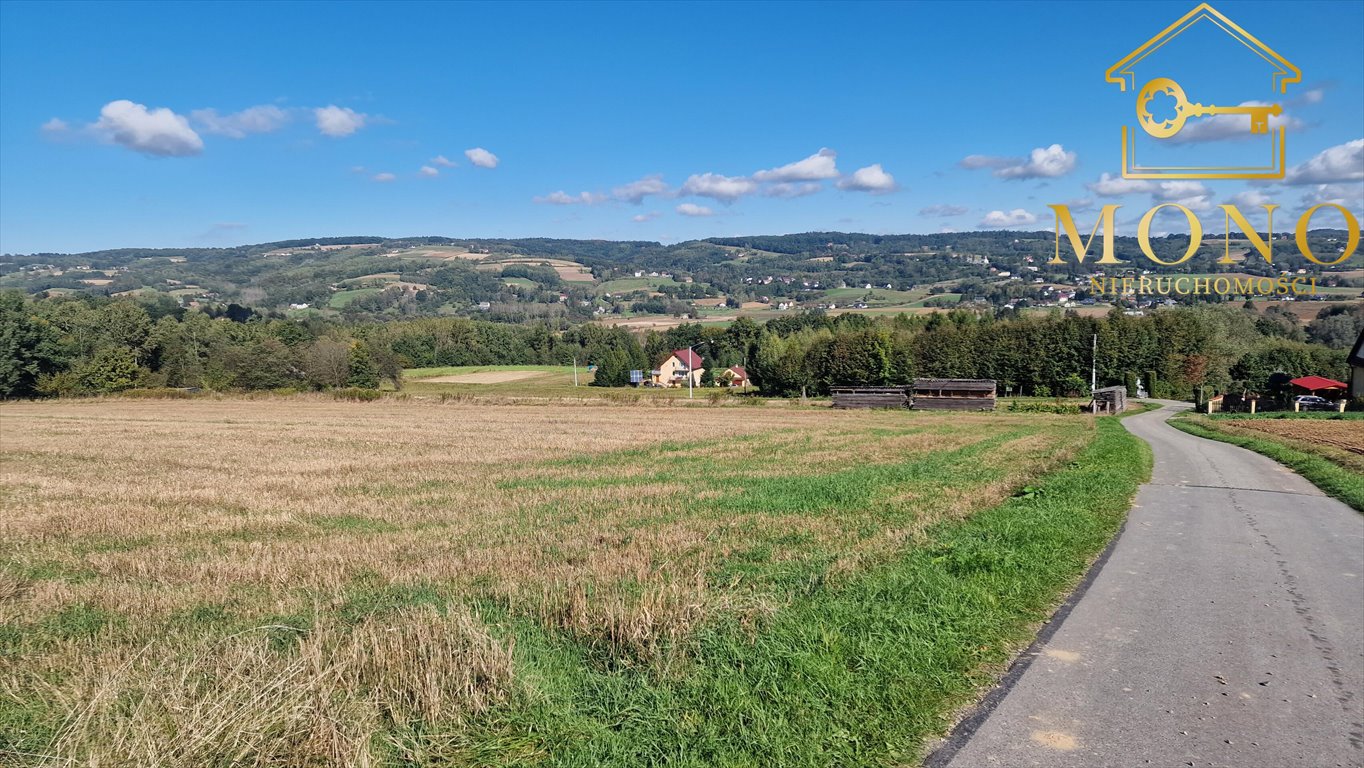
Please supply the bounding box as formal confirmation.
[0,398,1123,766]
[1222,418,1364,455]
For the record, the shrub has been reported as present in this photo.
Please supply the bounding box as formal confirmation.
[332,387,381,402]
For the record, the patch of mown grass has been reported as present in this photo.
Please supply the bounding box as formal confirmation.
[1171,416,1364,512]
[459,416,1150,766]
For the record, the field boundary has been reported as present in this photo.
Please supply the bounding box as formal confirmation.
[1170,415,1364,512]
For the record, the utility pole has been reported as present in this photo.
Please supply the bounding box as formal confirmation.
[573,356,579,387]
[687,341,707,400]
[1091,333,1097,394]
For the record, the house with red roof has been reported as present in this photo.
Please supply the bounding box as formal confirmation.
[652,349,705,388]
[719,365,749,388]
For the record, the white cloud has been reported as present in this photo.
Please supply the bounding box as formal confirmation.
[753,148,839,182]
[1299,88,1325,105]
[979,209,1038,228]
[1154,181,1212,212]
[419,165,439,177]
[1283,139,1364,185]
[430,154,456,167]
[631,211,661,223]
[676,203,714,217]
[1166,102,1302,144]
[314,105,367,137]
[681,173,757,202]
[372,172,396,182]
[534,190,606,205]
[1298,182,1364,210]
[763,182,822,199]
[836,164,897,193]
[919,204,968,217]
[1229,189,1275,208]
[998,144,1077,179]
[40,117,69,135]
[1065,197,1095,212]
[465,147,499,168]
[1088,172,1154,197]
[191,105,289,138]
[962,144,1077,179]
[612,174,669,203]
[92,100,203,157]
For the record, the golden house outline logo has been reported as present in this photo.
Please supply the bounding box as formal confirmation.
[1107,3,1300,180]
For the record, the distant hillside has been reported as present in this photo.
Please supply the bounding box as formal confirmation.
[1,229,1357,325]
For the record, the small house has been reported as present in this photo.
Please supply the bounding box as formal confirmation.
[652,349,704,388]
[720,365,749,388]
[911,379,997,411]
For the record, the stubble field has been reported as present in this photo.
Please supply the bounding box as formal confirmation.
[0,398,1143,767]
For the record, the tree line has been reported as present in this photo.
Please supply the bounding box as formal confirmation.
[1,289,1356,401]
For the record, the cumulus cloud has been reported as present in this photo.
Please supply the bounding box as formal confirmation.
[465,147,499,168]
[1166,102,1302,144]
[753,148,839,182]
[836,164,897,193]
[40,117,69,135]
[1298,182,1364,210]
[961,144,1077,179]
[1001,145,1077,179]
[1229,189,1275,208]
[1088,172,1153,197]
[91,100,204,157]
[314,105,367,137]
[430,155,456,167]
[534,190,606,205]
[372,172,396,182]
[419,165,440,177]
[919,204,968,217]
[979,209,1038,228]
[681,173,757,203]
[676,203,714,217]
[1283,139,1363,185]
[612,174,669,203]
[1154,181,1212,212]
[191,105,290,138]
[763,182,822,199]
[631,211,661,223]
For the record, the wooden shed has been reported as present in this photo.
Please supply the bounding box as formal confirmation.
[910,379,996,411]
[831,387,909,409]
[1090,385,1128,414]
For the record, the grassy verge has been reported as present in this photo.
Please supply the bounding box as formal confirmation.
[1170,415,1364,512]
[463,415,1151,766]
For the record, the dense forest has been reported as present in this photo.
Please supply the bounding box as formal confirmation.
[2,290,1356,402]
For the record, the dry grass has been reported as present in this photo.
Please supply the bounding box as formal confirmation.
[0,398,1092,765]
[1215,417,1364,473]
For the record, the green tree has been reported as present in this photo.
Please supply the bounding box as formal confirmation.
[347,343,381,389]
[76,347,141,393]
[0,291,65,397]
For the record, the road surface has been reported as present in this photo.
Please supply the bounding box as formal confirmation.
[934,401,1364,768]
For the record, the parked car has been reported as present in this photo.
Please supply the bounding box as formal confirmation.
[1294,395,1336,411]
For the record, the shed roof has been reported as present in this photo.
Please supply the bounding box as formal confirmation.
[912,378,996,392]
[1289,375,1347,391]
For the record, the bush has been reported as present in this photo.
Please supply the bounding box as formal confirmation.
[332,387,382,402]
[1007,400,1080,414]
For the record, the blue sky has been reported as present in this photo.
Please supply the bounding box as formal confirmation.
[1,0,1360,253]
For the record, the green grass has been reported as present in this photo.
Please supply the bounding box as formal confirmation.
[595,277,680,294]
[457,415,1151,765]
[1171,415,1364,512]
[401,365,744,400]
[502,277,538,288]
[328,287,382,308]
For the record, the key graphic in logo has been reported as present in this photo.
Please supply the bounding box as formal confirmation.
[1107,3,1299,180]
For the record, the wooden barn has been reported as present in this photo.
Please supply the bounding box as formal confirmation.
[910,379,996,411]
[1090,385,1128,414]
[831,387,909,409]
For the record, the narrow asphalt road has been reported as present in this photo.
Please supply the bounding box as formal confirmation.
[935,401,1364,768]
